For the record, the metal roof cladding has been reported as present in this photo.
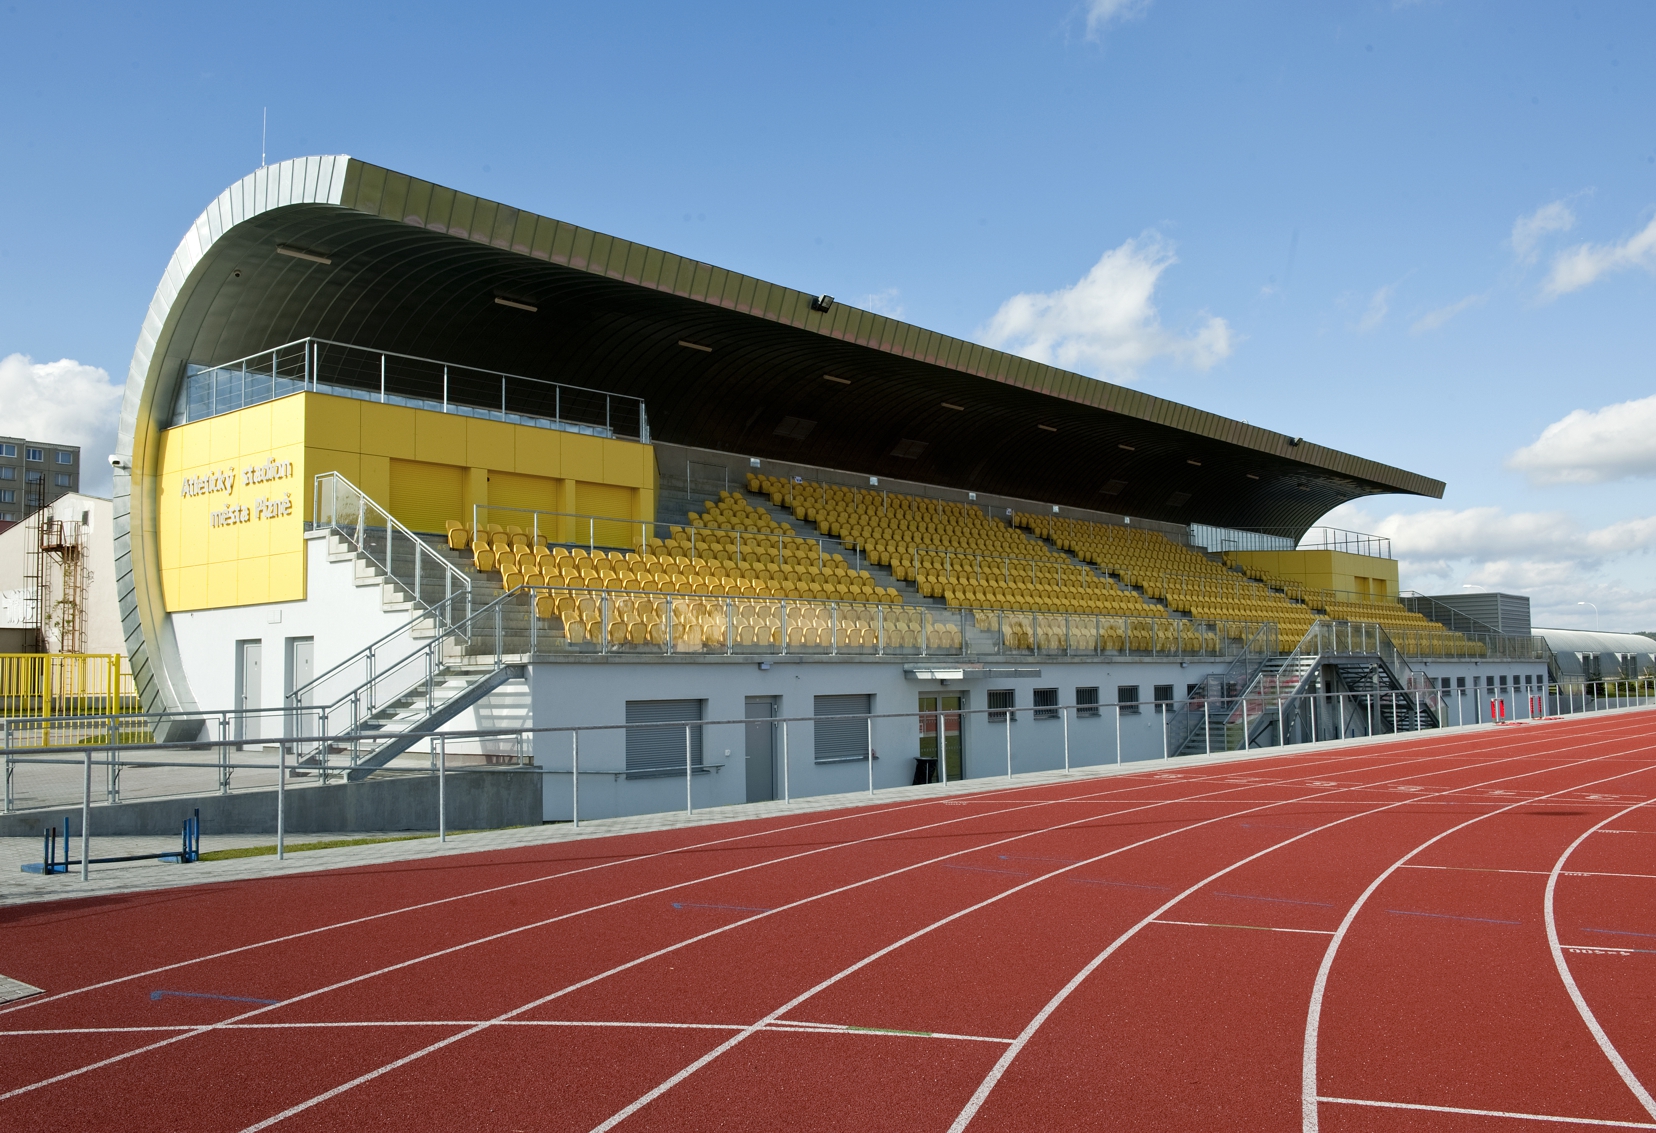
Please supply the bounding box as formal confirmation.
[114,156,1442,712]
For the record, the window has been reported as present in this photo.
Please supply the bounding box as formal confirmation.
[988,688,1016,723]
[1033,688,1059,721]
[0,443,14,456]
[1075,687,1100,718]
[25,470,43,483]
[53,473,71,487]
[815,694,872,762]
[25,448,42,462]
[54,451,73,464]
[1118,685,1140,715]
[1456,677,1466,689]
[1499,675,1508,688]
[0,466,12,479]
[625,699,703,777]
[0,490,12,503]
[1153,684,1175,713]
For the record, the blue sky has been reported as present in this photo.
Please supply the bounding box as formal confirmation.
[2,1,1653,629]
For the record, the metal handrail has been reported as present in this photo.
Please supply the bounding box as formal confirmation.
[313,471,473,627]
[172,336,649,442]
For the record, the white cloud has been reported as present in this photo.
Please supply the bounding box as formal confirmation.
[1321,501,1656,630]
[980,233,1232,380]
[1410,292,1486,334]
[860,288,905,319]
[1510,200,1575,262]
[1355,285,1391,333]
[0,354,124,497]
[1085,0,1151,38]
[1506,393,1656,485]
[1542,211,1656,299]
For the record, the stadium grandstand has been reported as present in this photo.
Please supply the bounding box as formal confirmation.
[77,154,1570,823]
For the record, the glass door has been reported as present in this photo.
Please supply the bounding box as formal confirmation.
[918,694,964,782]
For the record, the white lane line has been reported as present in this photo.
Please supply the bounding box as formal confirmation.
[187,744,1443,1131]
[1152,920,1334,935]
[1301,750,1656,1133]
[0,788,1107,1104]
[0,1018,1013,1043]
[245,761,1416,1133]
[0,739,1386,1021]
[594,731,1593,1133]
[1319,1094,1656,1128]
[938,728,1656,1133]
[1545,798,1656,1121]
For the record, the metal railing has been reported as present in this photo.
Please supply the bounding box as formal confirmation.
[313,471,472,628]
[11,683,1652,867]
[470,504,853,570]
[170,337,648,442]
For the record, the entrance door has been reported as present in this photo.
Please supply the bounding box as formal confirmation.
[236,640,262,742]
[745,696,778,802]
[918,694,964,782]
[285,637,315,739]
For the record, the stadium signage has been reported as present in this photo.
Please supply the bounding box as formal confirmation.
[185,455,296,527]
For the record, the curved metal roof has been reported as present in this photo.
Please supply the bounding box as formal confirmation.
[116,156,1444,711]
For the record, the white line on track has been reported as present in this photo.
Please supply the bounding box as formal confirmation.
[1299,745,1656,1132]
[1319,1094,1656,1128]
[0,741,1386,1022]
[0,1018,1013,1043]
[943,727,1656,1133]
[1405,865,1656,881]
[593,728,1630,1133]
[239,738,1505,1133]
[0,744,1413,1108]
[1544,797,1656,1120]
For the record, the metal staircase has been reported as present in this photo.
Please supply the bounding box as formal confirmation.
[1171,620,1440,756]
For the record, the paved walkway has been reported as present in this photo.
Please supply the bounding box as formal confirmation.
[0,725,1478,909]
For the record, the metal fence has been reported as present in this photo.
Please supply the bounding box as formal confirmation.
[8,682,1653,877]
[170,337,648,442]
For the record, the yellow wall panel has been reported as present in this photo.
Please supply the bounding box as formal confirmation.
[357,403,418,459]
[389,459,464,533]
[466,419,516,469]
[514,429,562,478]
[413,412,467,463]
[306,395,362,453]
[562,433,604,481]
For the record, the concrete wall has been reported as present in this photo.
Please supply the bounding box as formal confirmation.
[0,768,540,838]
[0,493,126,657]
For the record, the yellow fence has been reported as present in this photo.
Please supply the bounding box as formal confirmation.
[0,654,143,747]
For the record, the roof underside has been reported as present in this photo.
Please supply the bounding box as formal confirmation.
[160,159,1442,536]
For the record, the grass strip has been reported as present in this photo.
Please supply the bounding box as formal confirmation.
[198,834,434,861]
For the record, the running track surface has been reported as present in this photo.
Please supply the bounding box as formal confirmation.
[4,712,1656,1132]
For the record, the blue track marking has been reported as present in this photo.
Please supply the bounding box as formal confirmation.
[150,990,281,1005]
[1386,909,1522,925]
[669,902,772,913]
[1068,877,1169,891]
[942,864,1028,877]
[1214,891,1334,907]
[1583,927,1656,940]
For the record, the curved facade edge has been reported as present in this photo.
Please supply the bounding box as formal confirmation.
[113,155,353,713]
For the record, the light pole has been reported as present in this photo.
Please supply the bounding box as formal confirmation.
[1578,601,1599,631]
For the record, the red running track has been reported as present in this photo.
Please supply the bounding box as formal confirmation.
[3,712,1655,1132]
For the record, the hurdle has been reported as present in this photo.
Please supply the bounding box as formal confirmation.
[21,808,201,876]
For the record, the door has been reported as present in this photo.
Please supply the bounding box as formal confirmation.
[285,637,314,739]
[918,694,964,782]
[745,696,778,802]
[236,639,262,742]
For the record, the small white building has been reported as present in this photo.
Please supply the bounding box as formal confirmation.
[0,492,128,660]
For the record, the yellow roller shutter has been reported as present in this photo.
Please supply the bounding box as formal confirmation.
[389,459,463,534]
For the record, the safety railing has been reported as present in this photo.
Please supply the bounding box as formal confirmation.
[170,337,648,442]
[452,583,1272,661]
[313,471,472,627]
[10,682,1652,870]
[469,504,854,570]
